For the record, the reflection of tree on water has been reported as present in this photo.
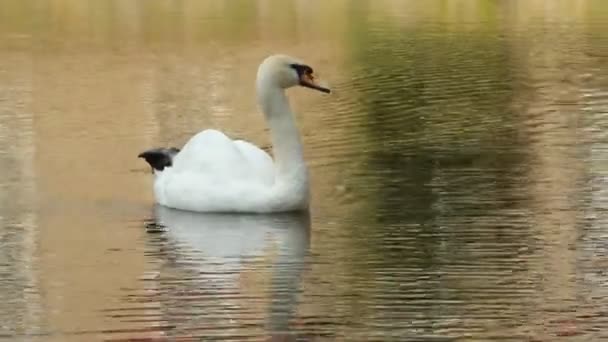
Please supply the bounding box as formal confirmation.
[0,50,41,337]
[346,1,530,252]
[143,206,310,340]
[341,5,543,336]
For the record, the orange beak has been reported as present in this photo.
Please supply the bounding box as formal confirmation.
[299,71,331,93]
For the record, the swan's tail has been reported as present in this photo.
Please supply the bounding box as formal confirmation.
[138,147,180,172]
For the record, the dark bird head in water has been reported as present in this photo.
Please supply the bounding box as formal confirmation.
[138,147,180,172]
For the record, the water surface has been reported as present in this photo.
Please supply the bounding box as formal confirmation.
[1,1,607,341]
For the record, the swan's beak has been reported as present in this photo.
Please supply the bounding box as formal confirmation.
[299,72,331,94]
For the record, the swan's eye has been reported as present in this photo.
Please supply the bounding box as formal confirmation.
[290,64,314,77]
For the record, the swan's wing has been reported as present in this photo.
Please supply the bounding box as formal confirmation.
[170,129,247,179]
[146,129,278,211]
[171,129,274,184]
[234,140,275,185]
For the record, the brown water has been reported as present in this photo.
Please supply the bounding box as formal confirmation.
[1,1,608,341]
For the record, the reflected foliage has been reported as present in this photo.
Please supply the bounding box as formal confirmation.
[343,0,534,285]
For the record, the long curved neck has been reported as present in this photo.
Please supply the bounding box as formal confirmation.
[256,80,307,181]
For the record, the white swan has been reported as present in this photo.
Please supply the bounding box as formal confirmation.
[138,54,330,213]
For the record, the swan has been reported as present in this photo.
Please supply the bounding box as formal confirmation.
[138,54,330,213]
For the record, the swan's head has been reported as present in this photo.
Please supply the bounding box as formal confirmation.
[257,54,331,94]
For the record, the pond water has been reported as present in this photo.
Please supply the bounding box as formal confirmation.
[1,1,608,341]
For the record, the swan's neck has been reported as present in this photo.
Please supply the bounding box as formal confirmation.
[257,82,308,184]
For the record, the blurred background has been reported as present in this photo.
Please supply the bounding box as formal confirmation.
[0,0,607,341]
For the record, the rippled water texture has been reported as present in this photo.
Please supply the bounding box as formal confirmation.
[1,1,608,341]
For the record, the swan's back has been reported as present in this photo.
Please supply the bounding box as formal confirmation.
[173,130,241,176]
[149,129,279,212]
[169,130,269,181]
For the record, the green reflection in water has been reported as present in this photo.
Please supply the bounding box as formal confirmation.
[343,2,533,269]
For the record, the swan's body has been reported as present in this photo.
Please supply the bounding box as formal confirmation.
[139,55,330,213]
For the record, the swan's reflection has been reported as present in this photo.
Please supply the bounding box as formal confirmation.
[149,205,311,340]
